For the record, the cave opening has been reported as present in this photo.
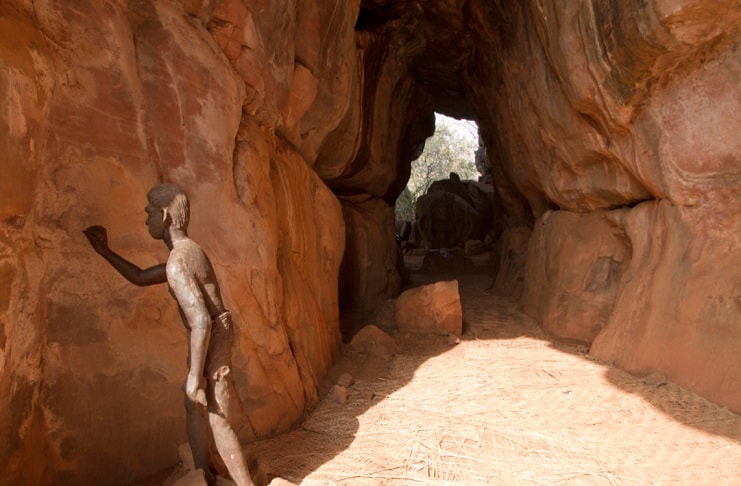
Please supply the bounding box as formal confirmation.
[343,0,740,417]
[394,113,482,243]
[336,0,516,343]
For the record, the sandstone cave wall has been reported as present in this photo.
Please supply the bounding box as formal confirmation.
[0,1,371,483]
[472,1,740,412]
[331,24,437,335]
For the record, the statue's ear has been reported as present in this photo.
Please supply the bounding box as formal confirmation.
[161,207,170,225]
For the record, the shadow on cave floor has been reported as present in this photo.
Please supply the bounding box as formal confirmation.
[229,257,741,484]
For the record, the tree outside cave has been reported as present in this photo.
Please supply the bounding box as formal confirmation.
[395,113,480,223]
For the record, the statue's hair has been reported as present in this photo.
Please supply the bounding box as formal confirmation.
[147,183,189,230]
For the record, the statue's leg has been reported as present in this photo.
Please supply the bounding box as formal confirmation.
[207,366,254,486]
[184,391,215,483]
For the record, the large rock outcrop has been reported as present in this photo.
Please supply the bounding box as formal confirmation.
[348,0,740,415]
[0,1,352,483]
[521,210,629,343]
[414,174,495,249]
[471,1,740,413]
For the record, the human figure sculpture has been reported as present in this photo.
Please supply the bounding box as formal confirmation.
[83,183,254,486]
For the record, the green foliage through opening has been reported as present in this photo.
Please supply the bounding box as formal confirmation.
[395,114,479,223]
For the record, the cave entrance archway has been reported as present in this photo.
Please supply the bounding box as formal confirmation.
[393,113,481,227]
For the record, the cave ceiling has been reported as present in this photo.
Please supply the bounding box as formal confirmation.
[357,0,507,120]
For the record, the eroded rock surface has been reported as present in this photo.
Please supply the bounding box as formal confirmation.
[395,280,463,336]
[0,1,348,483]
[354,0,739,414]
[338,195,401,340]
[521,209,629,342]
[474,1,740,414]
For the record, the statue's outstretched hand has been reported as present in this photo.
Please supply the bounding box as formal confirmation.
[83,225,109,254]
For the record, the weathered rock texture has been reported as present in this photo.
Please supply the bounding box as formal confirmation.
[472,1,740,415]
[0,1,352,483]
[338,195,401,340]
[521,210,629,342]
[395,281,463,336]
[1,0,739,483]
[341,0,740,415]
[490,226,531,300]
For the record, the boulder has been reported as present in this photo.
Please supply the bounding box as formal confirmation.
[415,174,495,249]
[348,325,400,360]
[337,373,355,388]
[589,201,741,412]
[395,281,463,335]
[521,210,629,342]
[331,385,350,405]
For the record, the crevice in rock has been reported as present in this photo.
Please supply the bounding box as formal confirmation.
[355,2,409,32]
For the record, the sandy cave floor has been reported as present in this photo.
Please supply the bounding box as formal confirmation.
[166,258,741,485]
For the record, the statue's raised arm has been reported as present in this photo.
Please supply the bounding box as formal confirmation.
[83,225,167,286]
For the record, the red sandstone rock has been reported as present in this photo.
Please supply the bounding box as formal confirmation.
[349,325,399,360]
[395,281,463,335]
[331,385,350,405]
[337,373,355,388]
[470,1,740,415]
[0,2,345,483]
[338,196,401,339]
[490,226,532,300]
[589,201,741,412]
[521,210,630,342]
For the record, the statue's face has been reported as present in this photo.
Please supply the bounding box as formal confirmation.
[145,203,165,239]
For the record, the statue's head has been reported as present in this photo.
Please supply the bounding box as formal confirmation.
[145,183,189,239]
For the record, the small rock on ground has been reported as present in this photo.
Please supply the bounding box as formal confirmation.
[332,385,350,404]
[644,372,668,387]
[337,373,355,387]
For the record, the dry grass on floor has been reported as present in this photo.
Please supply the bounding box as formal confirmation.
[250,272,741,485]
